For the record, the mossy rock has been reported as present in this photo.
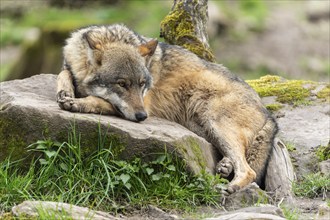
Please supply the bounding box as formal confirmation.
[247,75,329,108]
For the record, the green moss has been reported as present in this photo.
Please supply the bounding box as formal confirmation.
[0,212,37,220]
[265,103,283,112]
[174,137,207,172]
[160,1,215,62]
[0,117,29,162]
[317,85,330,101]
[247,75,316,106]
[187,138,206,169]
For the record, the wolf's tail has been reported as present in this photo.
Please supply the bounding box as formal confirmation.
[246,116,278,188]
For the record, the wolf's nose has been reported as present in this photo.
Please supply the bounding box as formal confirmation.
[135,111,148,122]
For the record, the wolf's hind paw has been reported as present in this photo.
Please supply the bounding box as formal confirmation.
[217,184,240,196]
[216,157,234,178]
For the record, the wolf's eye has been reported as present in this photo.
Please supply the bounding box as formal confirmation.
[140,81,146,87]
[118,81,126,88]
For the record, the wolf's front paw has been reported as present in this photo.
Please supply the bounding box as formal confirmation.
[56,90,74,103]
[57,97,81,112]
[216,157,233,178]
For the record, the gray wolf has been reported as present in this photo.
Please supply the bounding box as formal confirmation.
[56,24,278,193]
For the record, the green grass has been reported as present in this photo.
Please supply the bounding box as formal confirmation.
[292,172,330,199]
[315,144,330,162]
[0,125,226,215]
[281,205,300,220]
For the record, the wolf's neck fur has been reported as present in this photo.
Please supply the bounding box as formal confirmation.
[147,42,206,86]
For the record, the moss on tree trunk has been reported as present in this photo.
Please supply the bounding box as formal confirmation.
[160,0,215,62]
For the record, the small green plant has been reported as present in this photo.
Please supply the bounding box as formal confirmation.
[285,142,296,152]
[281,205,300,220]
[292,172,330,198]
[315,143,330,162]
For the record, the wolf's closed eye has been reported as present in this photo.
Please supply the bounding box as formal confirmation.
[140,81,146,87]
[118,81,126,88]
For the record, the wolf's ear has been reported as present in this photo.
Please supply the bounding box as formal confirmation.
[83,31,103,65]
[138,39,158,57]
[83,31,102,50]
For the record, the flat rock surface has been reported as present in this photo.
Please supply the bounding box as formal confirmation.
[276,104,330,150]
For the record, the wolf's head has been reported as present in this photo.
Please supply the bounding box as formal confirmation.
[81,30,158,122]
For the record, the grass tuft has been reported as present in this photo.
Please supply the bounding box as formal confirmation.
[315,143,330,162]
[292,172,330,199]
[281,205,300,220]
[0,125,226,214]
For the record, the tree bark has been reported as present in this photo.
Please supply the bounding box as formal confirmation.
[265,138,295,200]
[160,0,216,62]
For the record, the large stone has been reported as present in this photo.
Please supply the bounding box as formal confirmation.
[276,104,330,150]
[319,159,330,176]
[0,74,219,174]
[206,205,285,220]
[12,201,119,220]
[224,183,272,211]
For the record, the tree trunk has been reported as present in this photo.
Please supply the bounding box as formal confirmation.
[265,138,295,200]
[160,0,216,62]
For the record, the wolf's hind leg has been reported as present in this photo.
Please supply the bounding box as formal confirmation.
[57,69,75,103]
[206,120,256,193]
